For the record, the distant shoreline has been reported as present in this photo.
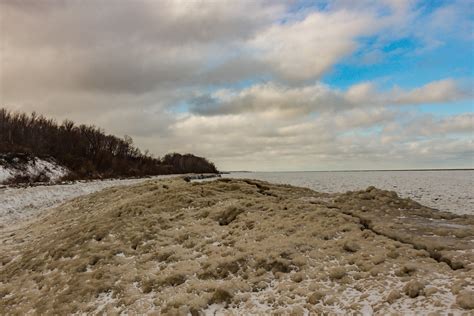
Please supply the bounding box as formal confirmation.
[228,168,474,173]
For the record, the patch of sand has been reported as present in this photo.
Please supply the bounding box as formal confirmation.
[1,178,473,314]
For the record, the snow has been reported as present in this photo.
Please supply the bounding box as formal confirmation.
[89,291,118,314]
[25,158,68,181]
[0,156,69,184]
[0,166,14,183]
[203,303,227,316]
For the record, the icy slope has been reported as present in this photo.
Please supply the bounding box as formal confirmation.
[0,154,68,184]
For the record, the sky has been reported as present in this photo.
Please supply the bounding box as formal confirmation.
[1,0,473,171]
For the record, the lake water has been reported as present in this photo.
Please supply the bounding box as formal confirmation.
[224,170,473,215]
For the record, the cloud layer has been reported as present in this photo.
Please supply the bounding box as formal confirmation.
[1,0,472,170]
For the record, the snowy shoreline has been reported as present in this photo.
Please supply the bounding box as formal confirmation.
[0,174,218,228]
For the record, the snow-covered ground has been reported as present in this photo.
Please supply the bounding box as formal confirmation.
[0,155,68,184]
[0,175,180,227]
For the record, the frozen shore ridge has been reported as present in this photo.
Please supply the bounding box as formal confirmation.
[1,177,473,314]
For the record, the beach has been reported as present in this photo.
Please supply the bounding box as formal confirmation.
[1,177,473,314]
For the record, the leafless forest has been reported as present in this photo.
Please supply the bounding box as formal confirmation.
[0,108,218,180]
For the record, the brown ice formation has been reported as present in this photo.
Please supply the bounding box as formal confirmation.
[1,178,473,314]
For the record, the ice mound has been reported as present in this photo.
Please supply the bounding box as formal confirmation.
[1,178,473,314]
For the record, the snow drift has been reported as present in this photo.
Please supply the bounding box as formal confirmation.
[0,153,69,185]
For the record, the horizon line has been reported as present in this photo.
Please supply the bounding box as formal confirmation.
[224,168,474,173]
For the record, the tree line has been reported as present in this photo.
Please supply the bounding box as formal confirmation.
[0,108,218,179]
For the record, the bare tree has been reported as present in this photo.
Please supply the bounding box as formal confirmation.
[0,108,218,181]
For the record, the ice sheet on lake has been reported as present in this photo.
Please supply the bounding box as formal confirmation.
[225,170,474,215]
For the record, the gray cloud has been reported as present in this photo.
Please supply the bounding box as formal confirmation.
[1,0,283,95]
[3,0,282,48]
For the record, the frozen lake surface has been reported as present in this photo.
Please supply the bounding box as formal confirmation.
[225,170,473,215]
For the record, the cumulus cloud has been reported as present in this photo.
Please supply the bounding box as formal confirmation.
[249,10,376,81]
[167,110,472,171]
[189,79,469,117]
[190,83,343,117]
[391,79,468,104]
[383,113,474,138]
